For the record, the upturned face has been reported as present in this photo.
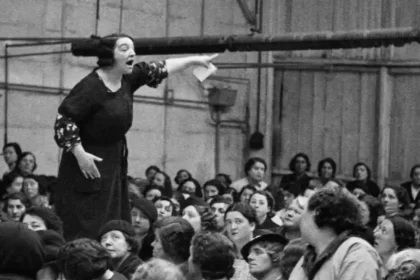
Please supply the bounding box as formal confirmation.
[112,37,136,74]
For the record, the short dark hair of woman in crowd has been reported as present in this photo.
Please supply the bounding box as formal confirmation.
[244,157,267,176]
[216,173,232,187]
[308,186,363,235]
[21,206,64,235]
[190,231,236,280]
[223,187,238,204]
[353,162,372,180]
[317,157,337,178]
[3,191,30,212]
[1,171,23,195]
[237,184,257,204]
[380,185,412,217]
[2,142,22,172]
[174,169,192,185]
[249,190,276,218]
[145,165,160,182]
[203,179,226,201]
[409,164,420,178]
[133,258,186,280]
[225,202,258,226]
[152,171,173,197]
[280,244,306,280]
[57,238,113,280]
[14,151,38,175]
[359,194,385,230]
[289,153,311,172]
[23,174,48,195]
[3,142,22,157]
[178,178,203,198]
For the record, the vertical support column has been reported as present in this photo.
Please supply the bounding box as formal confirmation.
[377,67,392,187]
[4,43,9,145]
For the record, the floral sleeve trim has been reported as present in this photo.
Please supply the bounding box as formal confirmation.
[54,114,81,152]
[146,60,168,88]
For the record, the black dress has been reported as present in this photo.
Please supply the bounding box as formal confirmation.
[54,62,167,241]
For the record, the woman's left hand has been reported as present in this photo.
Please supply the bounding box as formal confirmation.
[193,54,219,67]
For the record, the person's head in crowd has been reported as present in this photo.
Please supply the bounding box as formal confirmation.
[21,206,64,236]
[171,191,185,215]
[154,196,175,221]
[386,249,420,280]
[23,174,47,199]
[244,157,267,184]
[2,171,24,194]
[145,165,160,183]
[223,187,238,205]
[127,176,143,199]
[317,157,337,181]
[241,231,288,280]
[215,173,232,187]
[2,142,22,171]
[182,196,217,232]
[178,178,203,198]
[238,184,257,204]
[152,216,195,264]
[225,202,257,254]
[57,238,116,280]
[36,229,66,268]
[189,231,236,280]
[131,197,157,238]
[144,185,163,201]
[210,195,230,231]
[174,169,192,186]
[152,171,172,193]
[98,220,141,275]
[374,216,416,266]
[0,221,44,278]
[359,194,385,230]
[302,185,315,198]
[279,244,306,280]
[282,182,301,210]
[203,179,226,202]
[283,196,309,240]
[380,185,411,218]
[3,192,29,221]
[15,151,37,176]
[408,164,420,187]
[249,190,275,224]
[133,258,186,280]
[353,162,371,182]
[289,153,311,176]
[300,187,363,251]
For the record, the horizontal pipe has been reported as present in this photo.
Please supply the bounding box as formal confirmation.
[0,50,71,59]
[7,41,72,48]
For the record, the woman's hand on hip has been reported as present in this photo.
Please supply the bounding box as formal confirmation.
[72,144,103,179]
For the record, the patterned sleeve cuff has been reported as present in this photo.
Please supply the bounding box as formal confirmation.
[54,114,81,152]
[146,60,168,88]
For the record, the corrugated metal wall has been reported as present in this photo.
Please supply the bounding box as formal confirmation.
[270,0,420,186]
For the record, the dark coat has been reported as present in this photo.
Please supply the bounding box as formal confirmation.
[401,181,420,205]
[117,253,143,279]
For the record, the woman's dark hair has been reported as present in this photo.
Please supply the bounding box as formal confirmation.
[209,195,231,207]
[225,202,258,226]
[3,192,30,212]
[3,142,22,157]
[57,238,112,280]
[154,196,176,216]
[381,185,411,211]
[21,206,64,236]
[237,185,257,201]
[96,33,134,67]
[122,232,140,254]
[216,173,232,187]
[174,169,192,185]
[2,171,23,189]
[191,231,236,280]
[178,178,202,198]
[145,165,160,177]
[152,171,173,197]
[317,157,337,178]
[282,182,301,198]
[307,187,363,235]
[359,194,385,229]
[203,179,226,197]
[15,152,37,174]
[289,153,311,173]
[224,187,238,201]
[353,162,372,181]
[280,244,305,280]
[23,174,47,195]
[244,157,267,176]
[249,190,275,216]
[410,164,420,179]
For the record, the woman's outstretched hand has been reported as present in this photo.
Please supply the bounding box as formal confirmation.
[193,54,219,68]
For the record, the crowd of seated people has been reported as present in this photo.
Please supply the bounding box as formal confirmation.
[1,142,420,280]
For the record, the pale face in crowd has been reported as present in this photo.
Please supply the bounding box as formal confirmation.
[177,171,190,184]
[6,176,23,194]
[131,207,150,235]
[352,188,366,199]
[320,162,334,179]
[299,207,318,245]
[225,211,255,242]
[381,188,401,216]
[182,181,196,195]
[204,185,219,200]
[294,156,308,175]
[355,165,369,181]
[249,193,271,220]
[248,162,265,182]
[284,197,307,229]
[374,219,397,256]
[7,199,26,221]
[3,146,18,166]
[248,243,274,278]
[155,199,173,221]
[22,214,47,231]
[19,154,36,175]
[152,173,166,188]
[283,190,296,209]
[359,200,371,226]
[100,230,131,260]
[146,189,162,201]
[112,37,136,74]
[23,178,40,199]
[211,202,228,229]
[240,188,255,204]
[152,230,165,258]
[182,206,201,233]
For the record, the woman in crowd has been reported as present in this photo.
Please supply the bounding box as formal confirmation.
[346,162,381,198]
[373,215,416,277]
[182,196,217,233]
[21,206,64,235]
[98,220,143,279]
[223,187,238,205]
[401,164,420,207]
[188,231,237,280]
[145,165,160,183]
[144,185,163,201]
[272,182,300,225]
[54,32,216,240]
[279,152,312,191]
[2,142,22,176]
[3,192,29,222]
[380,185,412,219]
[133,258,186,280]
[13,151,37,177]
[152,171,173,197]
[309,157,341,189]
[210,195,230,232]
[174,169,193,189]
[358,194,384,245]
[22,174,49,208]
[178,178,203,198]
[154,196,176,220]
[203,179,226,202]
[0,171,23,197]
[241,231,288,280]
[130,197,157,261]
[249,190,281,232]
[281,196,309,242]
[216,173,232,188]
[231,157,268,193]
